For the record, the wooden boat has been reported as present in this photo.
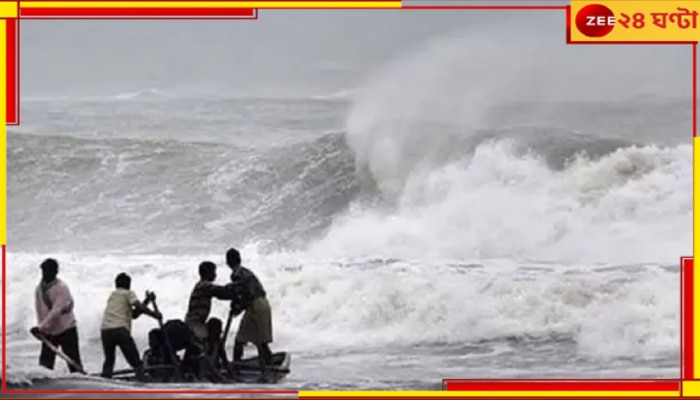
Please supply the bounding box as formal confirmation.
[106,352,292,384]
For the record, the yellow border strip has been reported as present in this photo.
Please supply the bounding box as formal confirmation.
[20,1,401,9]
[0,19,6,245]
[298,391,680,398]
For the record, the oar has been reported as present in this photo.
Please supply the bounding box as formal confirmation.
[221,306,236,352]
[151,299,183,381]
[30,330,87,375]
[218,306,237,376]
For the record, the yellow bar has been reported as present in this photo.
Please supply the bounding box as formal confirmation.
[695,137,700,380]
[0,2,17,18]
[683,381,700,397]
[0,20,5,245]
[299,391,680,398]
[21,1,401,8]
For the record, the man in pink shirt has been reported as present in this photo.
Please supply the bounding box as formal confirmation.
[31,258,83,373]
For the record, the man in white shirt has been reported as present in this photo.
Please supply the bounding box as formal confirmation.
[32,258,83,373]
[100,272,161,379]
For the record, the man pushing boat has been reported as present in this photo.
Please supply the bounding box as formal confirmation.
[99,273,161,380]
[226,248,275,380]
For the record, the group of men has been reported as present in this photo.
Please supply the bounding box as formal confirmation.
[31,247,275,382]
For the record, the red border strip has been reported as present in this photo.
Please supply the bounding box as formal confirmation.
[683,258,694,379]
[5,19,16,125]
[20,7,257,18]
[443,380,680,392]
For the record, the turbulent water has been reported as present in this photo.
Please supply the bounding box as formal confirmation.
[3,20,694,392]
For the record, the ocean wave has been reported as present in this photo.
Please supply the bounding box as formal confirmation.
[8,123,690,260]
[3,250,680,384]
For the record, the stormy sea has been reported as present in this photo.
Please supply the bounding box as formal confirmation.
[2,13,693,396]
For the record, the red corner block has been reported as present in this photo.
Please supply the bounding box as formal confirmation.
[20,7,257,18]
[443,380,681,392]
[5,18,17,125]
[683,257,694,379]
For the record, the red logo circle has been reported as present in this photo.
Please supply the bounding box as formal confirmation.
[575,4,615,38]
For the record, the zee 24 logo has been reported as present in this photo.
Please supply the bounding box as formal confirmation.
[575,4,618,38]
[575,3,698,38]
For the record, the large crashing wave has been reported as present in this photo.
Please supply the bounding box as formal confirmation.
[311,30,692,264]
[9,121,690,262]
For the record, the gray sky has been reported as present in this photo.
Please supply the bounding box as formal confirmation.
[18,9,694,99]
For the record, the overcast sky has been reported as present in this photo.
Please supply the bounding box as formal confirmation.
[18,8,695,99]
